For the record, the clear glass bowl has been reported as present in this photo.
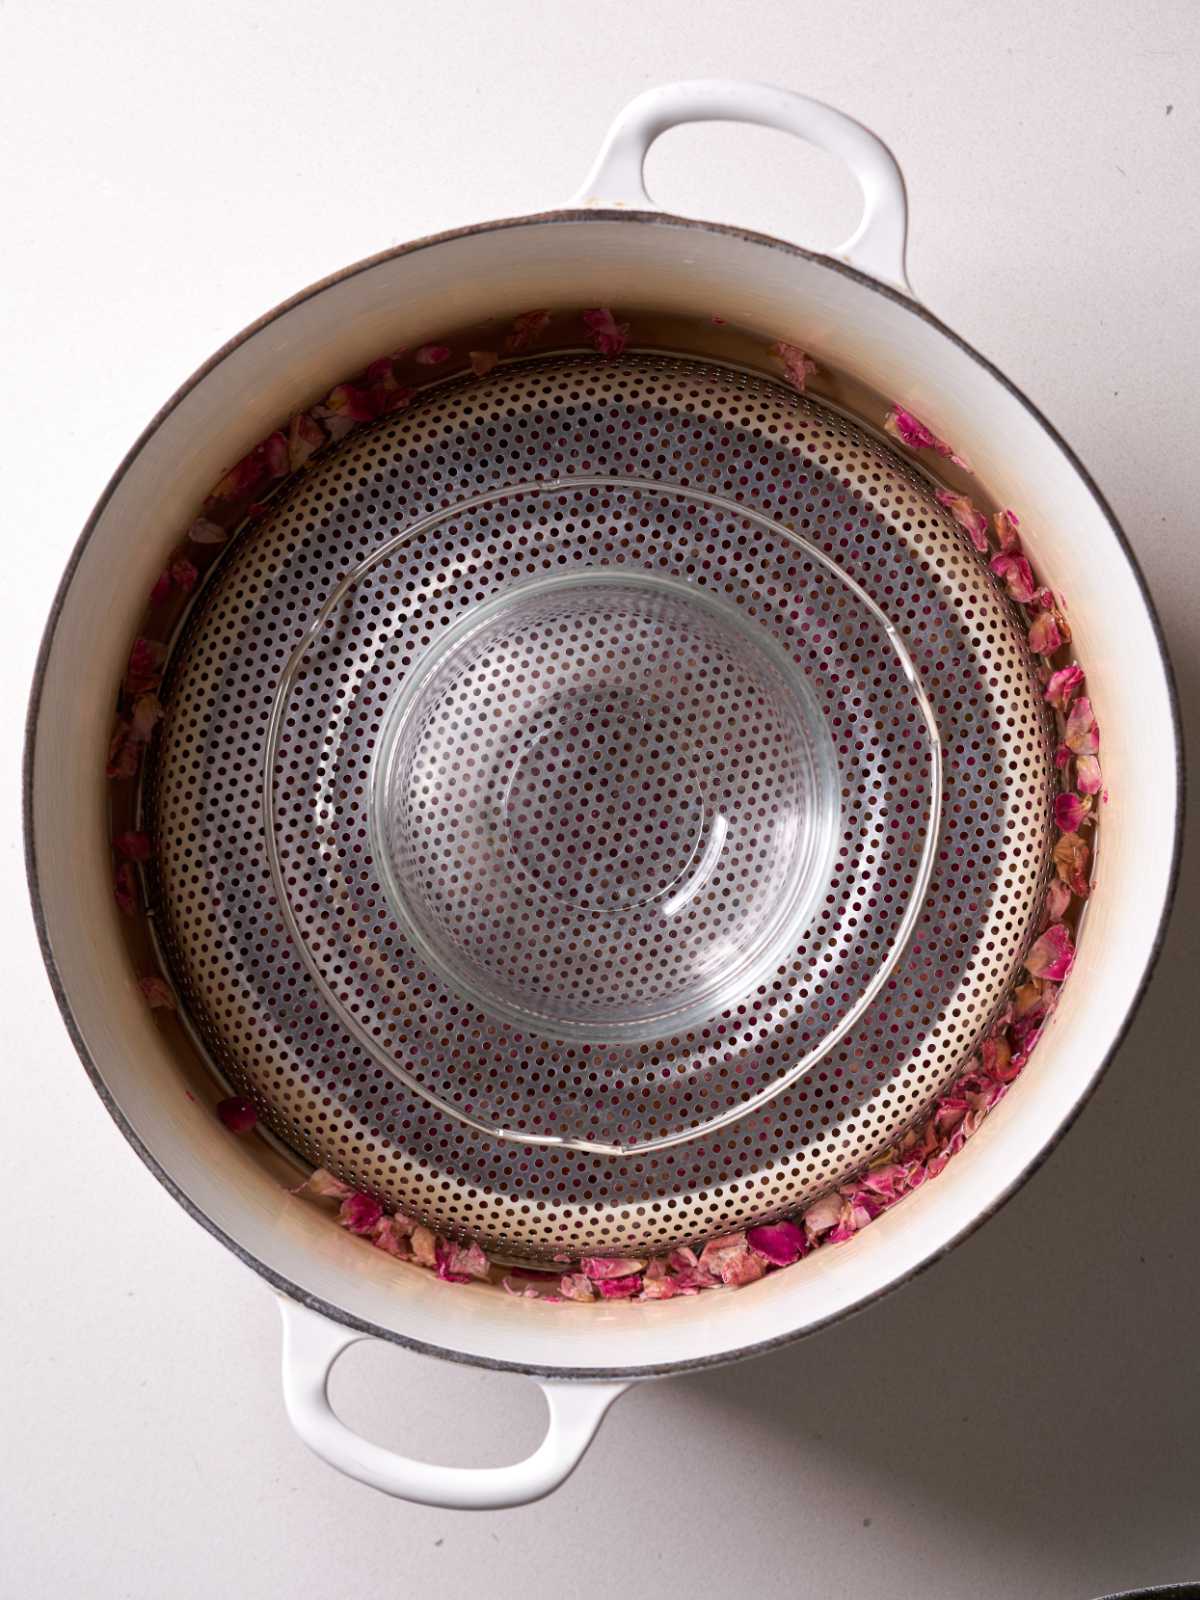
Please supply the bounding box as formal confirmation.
[370,570,840,1042]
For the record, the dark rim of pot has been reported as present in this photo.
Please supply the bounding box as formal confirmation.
[24,208,1186,1381]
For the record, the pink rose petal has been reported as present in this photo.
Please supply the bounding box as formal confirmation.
[993,508,1022,553]
[697,1234,767,1287]
[990,552,1038,604]
[506,309,551,352]
[596,1274,643,1299]
[187,517,228,545]
[338,1191,383,1235]
[639,1276,683,1299]
[370,1215,413,1259]
[113,862,138,915]
[1053,832,1091,898]
[1027,609,1064,655]
[290,1168,352,1200]
[1025,922,1075,982]
[324,382,378,423]
[170,556,200,594]
[1054,791,1091,832]
[882,406,971,470]
[746,1220,807,1266]
[581,307,629,357]
[415,343,451,366]
[774,342,817,392]
[469,350,499,376]
[436,1239,491,1283]
[411,1225,438,1268]
[113,830,153,862]
[558,1273,597,1302]
[138,974,176,1009]
[125,637,166,698]
[1044,665,1084,712]
[803,1191,844,1238]
[936,490,990,553]
[216,1095,258,1133]
[1065,696,1100,756]
[1043,877,1072,923]
[150,569,172,604]
[1075,753,1103,796]
[287,410,326,470]
[581,1256,647,1280]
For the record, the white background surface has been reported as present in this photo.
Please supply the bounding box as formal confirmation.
[4,2,1199,1596]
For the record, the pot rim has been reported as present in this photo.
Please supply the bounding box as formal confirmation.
[23,205,1185,1381]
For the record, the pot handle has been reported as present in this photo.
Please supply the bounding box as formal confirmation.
[278,1296,629,1508]
[572,78,911,293]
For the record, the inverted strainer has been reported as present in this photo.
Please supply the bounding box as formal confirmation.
[147,353,1055,1260]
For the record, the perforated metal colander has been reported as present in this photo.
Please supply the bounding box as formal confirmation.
[146,352,1055,1260]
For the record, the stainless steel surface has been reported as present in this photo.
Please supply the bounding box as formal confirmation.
[147,353,1054,1258]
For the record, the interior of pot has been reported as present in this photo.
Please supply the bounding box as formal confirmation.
[27,212,1179,1375]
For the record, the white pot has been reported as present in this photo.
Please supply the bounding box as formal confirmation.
[25,80,1182,1509]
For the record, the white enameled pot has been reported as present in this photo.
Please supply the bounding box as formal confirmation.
[25,80,1182,1509]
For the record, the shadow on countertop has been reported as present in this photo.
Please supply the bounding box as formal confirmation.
[673,636,1197,1598]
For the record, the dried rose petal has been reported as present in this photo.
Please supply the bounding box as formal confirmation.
[697,1234,767,1287]
[1049,662,1088,713]
[411,1225,438,1268]
[581,1256,647,1280]
[1075,753,1103,796]
[130,694,164,743]
[1043,877,1072,923]
[311,404,357,442]
[980,1033,1014,1080]
[1025,922,1075,982]
[803,1191,844,1238]
[857,1162,910,1206]
[187,517,228,545]
[1027,610,1064,655]
[596,1274,643,1299]
[469,350,499,376]
[216,1095,258,1133]
[993,509,1021,553]
[990,552,1038,604]
[436,1239,491,1283]
[936,490,990,553]
[138,974,176,1009]
[581,307,629,357]
[291,1168,352,1199]
[1054,791,1091,832]
[506,309,551,352]
[370,1215,413,1259]
[287,410,326,470]
[106,722,140,780]
[882,406,971,470]
[150,569,173,604]
[114,830,153,861]
[210,434,288,503]
[415,343,451,366]
[113,862,138,915]
[125,638,166,698]
[324,382,379,423]
[710,314,728,326]
[338,1191,383,1234]
[1053,831,1091,898]
[774,342,817,392]
[746,1220,807,1266]
[639,1276,684,1299]
[1065,696,1100,756]
[558,1273,597,1302]
[170,556,200,594]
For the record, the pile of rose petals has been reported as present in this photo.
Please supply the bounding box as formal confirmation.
[107,336,1100,1305]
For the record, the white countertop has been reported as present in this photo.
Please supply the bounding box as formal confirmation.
[4,3,1199,1596]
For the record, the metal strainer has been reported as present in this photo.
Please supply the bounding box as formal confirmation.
[147,352,1055,1260]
